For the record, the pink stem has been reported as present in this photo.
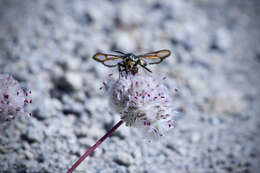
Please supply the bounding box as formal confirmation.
[67,120,124,173]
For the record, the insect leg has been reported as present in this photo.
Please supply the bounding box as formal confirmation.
[118,63,125,77]
[137,59,152,73]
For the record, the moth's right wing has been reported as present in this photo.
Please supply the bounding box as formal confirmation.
[138,49,171,65]
[93,53,123,67]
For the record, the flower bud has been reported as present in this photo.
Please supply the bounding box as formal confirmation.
[0,74,32,122]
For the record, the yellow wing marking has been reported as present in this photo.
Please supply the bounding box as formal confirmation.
[138,49,171,64]
[93,53,123,67]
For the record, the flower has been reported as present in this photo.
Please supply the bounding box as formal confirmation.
[0,74,32,123]
[67,73,179,172]
[109,73,176,140]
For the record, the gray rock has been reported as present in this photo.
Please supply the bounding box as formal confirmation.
[190,132,201,143]
[64,72,84,91]
[113,152,134,167]
[113,31,136,52]
[21,122,44,143]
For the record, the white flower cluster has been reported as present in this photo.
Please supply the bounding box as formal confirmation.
[109,73,176,140]
[0,74,32,123]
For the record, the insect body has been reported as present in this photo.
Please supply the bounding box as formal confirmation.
[93,49,171,76]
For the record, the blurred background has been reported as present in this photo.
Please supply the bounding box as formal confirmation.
[0,0,259,172]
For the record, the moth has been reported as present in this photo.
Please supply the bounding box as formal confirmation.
[93,49,171,76]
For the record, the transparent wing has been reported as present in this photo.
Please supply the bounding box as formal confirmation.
[93,53,123,67]
[138,49,171,65]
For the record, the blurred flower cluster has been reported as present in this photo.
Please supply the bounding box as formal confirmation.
[0,74,32,123]
[109,73,177,140]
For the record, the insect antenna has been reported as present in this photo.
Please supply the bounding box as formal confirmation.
[113,50,126,55]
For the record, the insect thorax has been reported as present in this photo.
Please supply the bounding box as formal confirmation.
[125,53,138,61]
[121,54,138,74]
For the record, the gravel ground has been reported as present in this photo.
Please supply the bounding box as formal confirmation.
[0,0,260,173]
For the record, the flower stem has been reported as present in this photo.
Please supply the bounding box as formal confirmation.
[67,120,124,173]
